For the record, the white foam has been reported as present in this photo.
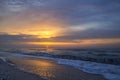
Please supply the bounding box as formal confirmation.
[57,59,120,80]
[0,57,15,66]
[0,57,7,62]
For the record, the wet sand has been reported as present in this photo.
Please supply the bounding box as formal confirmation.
[0,59,44,80]
[9,57,108,80]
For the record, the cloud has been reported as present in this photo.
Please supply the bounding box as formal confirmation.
[0,0,120,48]
[1,0,120,26]
[39,0,120,27]
[1,27,120,43]
[51,28,120,42]
[0,32,120,48]
[1,0,120,30]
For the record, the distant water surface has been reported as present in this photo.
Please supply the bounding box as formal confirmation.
[0,47,120,65]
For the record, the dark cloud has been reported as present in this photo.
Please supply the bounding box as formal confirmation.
[51,28,120,41]
[1,0,120,27]
[1,0,120,30]
[0,34,39,43]
[40,0,120,27]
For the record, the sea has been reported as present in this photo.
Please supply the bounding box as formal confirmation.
[0,47,120,80]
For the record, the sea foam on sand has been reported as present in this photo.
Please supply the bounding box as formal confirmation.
[57,59,120,80]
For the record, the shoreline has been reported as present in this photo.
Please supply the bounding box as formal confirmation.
[11,53,120,80]
[0,52,108,80]
[8,57,108,80]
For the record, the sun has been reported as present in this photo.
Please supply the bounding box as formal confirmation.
[39,31,54,38]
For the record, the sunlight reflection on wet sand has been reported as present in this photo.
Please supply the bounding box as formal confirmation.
[9,57,107,80]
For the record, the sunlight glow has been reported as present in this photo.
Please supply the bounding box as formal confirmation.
[27,42,75,45]
[38,31,54,38]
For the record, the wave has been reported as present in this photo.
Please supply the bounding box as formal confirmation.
[2,48,120,65]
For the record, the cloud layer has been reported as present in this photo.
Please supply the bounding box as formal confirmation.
[0,0,120,48]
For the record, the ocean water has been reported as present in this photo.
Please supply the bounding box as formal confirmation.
[0,47,120,65]
[0,47,120,80]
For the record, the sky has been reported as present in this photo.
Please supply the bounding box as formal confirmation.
[0,0,120,48]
